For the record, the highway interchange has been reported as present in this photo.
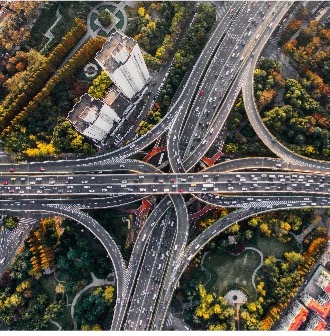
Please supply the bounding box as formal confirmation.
[0,1,329,331]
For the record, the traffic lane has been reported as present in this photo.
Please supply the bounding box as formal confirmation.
[179,1,269,157]
[182,2,287,170]
[166,1,246,173]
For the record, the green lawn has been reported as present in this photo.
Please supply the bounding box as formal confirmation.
[115,10,125,30]
[40,275,56,301]
[60,306,74,330]
[90,12,99,32]
[254,235,293,259]
[203,249,261,297]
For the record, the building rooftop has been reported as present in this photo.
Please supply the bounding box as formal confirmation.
[95,31,136,73]
[103,88,132,118]
[305,313,327,331]
[316,269,330,294]
[277,301,308,331]
[68,94,104,134]
[67,93,120,142]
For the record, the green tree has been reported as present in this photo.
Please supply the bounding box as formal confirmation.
[98,9,113,28]
[3,216,19,230]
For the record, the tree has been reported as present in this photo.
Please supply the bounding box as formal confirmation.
[224,143,238,154]
[98,9,113,28]
[3,216,19,230]
[283,251,304,270]
[88,71,112,99]
[55,283,65,294]
[103,285,115,304]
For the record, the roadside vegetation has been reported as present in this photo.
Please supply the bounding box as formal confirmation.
[0,217,115,330]
[135,2,216,136]
[172,208,328,331]
[254,18,330,161]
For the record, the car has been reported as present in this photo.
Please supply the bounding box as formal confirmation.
[2,181,8,185]
[39,167,46,172]
[9,168,15,173]
[199,90,204,96]
[178,189,183,192]
[179,166,184,172]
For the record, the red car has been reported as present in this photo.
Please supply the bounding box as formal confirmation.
[178,189,183,192]
[39,167,46,172]
[179,166,184,172]
[9,167,15,173]
[170,178,175,183]
[199,90,204,96]
[2,181,8,185]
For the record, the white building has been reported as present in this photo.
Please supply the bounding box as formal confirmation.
[95,31,150,99]
[67,94,120,142]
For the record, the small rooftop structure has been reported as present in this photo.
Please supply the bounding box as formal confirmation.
[67,93,120,142]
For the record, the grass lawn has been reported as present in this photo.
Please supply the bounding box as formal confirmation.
[98,29,116,37]
[253,235,294,258]
[204,249,261,298]
[115,10,125,30]
[40,275,56,301]
[59,305,74,330]
[90,12,99,32]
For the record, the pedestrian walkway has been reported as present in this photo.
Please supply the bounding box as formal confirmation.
[41,6,62,52]
[87,1,128,38]
[245,247,264,290]
[70,272,115,330]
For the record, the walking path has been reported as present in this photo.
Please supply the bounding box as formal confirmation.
[200,251,212,286]
[50,319,62,331]
[245,247,264,291]
[42,6,62,51]
[87,1,128,38]
[70,272,115,330]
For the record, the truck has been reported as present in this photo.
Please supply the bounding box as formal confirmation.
[203,183,214,188]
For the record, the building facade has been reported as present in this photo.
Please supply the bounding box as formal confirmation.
[95,31,150,99]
